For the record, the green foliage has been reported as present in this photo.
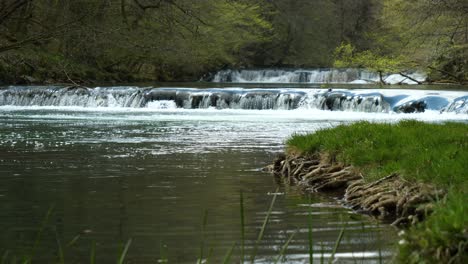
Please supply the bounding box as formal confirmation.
[430,44,468,83]
[378,0,467,83]
[333,43,355,68]
[288,121,468,262]
[332,0,468,83]
[397,191,467,264]
[334,42,413,74]
[0,0,274,83]
[1,0,466,83]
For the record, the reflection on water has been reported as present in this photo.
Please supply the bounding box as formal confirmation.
[0,108,397,263]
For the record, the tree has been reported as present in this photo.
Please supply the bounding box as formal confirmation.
[378,0,468,83]
[334,43,413,84]
[0,0,274,83]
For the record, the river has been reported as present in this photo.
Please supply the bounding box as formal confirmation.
[0,83,467,263]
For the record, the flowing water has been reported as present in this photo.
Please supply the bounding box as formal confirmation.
[210,68,427,85]
[0,83,467,263]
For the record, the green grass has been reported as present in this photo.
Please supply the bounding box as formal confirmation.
[287,120,468,187]
[287,120,468,263]
[397,191,467,263]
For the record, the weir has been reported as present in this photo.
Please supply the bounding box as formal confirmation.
[0,86,466,114]
[210,68,427,84]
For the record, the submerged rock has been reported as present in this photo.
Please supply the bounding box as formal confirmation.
[318,92,391,112]
[394,100,427,113]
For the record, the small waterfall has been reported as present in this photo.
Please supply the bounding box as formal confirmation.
[211,68,426,84]
[0,86,465,114]
[299,92,391,112]
[0,86,146,108]
[144,89,304,110]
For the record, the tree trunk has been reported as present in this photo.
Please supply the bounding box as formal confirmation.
[378,71,387,85]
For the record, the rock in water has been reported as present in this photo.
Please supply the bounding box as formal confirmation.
[394,100,426,113]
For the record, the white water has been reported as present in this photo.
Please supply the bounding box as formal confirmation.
[1,86,467,156]
[1,86,467,114]
[2,107,466,157]
[212,69,427,84]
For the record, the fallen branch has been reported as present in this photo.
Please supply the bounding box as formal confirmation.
[398,72,423,84]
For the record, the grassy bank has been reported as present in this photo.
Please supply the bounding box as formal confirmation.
[287,120,467,263]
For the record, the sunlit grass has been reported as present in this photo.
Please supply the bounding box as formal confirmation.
[287,120,468,187]
[287,120,468,263]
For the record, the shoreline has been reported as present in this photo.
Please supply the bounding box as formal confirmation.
[268,121,467,263]
[268,153,441,227]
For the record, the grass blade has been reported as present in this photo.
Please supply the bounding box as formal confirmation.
[54,228,65,264]
[205,247,214,264]
[308,195,313,264]
[198,210,208,264]
[66,234,81,248]
[377,222,382,264]
[250,188,279,263]
[328,227,345,264]
[21,256,29,264]
[320,242,325,264]
[90,241,96,264]
[222,243,236,264]
[117,239,132,264]
[274,232,296,264]
[1,250,10,264]
[159,241,168,263]
[240,191,245,264]
[30,205,55,262]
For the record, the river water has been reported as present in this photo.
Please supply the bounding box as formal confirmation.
[0,84,467,263]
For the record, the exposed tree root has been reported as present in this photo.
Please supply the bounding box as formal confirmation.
[270,153,444,227]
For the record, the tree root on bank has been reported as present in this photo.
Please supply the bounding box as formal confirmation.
[269,154,445,227]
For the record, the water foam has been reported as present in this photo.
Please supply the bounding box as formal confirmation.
[0,86,466,115]
[211,69,426,84]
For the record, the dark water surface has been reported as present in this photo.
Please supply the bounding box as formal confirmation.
[1,106,402,263]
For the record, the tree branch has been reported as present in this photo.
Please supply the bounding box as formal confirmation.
[165,0,209,26]
[0,17,86,54]
[399,72,423,84]
[0,0,31,26]
[133,0,163,10]
[428,66,464,84]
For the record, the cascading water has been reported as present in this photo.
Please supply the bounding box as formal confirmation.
[1,86,466,114]
[0,86,146,108]
[211,68,426,84]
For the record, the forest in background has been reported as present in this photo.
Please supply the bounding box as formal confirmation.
[0,0,466,85]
